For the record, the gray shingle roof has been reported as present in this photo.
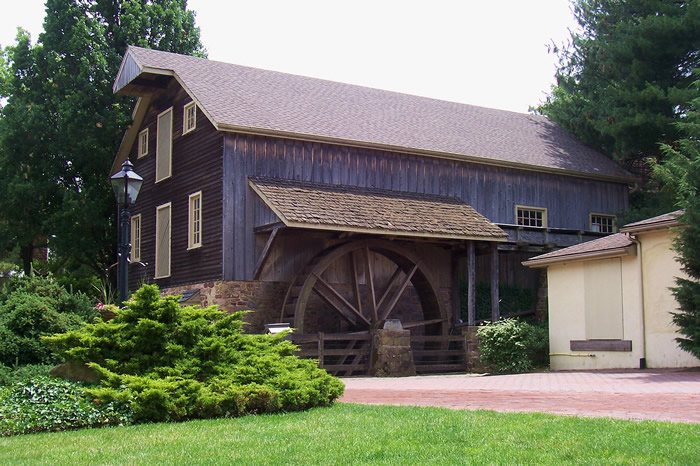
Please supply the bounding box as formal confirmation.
[116,46,634,182]
[249,177,507,241]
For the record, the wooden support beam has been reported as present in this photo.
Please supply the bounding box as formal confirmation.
[491,242,500,322]
[379,261,420,321]
[312,273,371,327]
[467,241,476,325]
[402,318,447,329]
[253,227,281,280]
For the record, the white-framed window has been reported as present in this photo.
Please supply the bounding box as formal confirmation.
[183,101,196,135]
[131,214,141,262]
[156,107,172,182]
[155,202,171,279]
[516,205,547,227]
[188,191,202,249]
[138,128,149,158]
[590,213,616,233]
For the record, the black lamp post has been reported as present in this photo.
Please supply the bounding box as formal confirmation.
[110,159,143,306]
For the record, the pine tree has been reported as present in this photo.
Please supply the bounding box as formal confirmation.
[655,79,700,359]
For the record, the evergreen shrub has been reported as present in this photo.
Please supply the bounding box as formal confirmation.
[477,318,549,373]
[44,284,344,423]
[0,275,98,366]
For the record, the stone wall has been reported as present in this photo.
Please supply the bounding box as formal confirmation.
[162,280,288,333]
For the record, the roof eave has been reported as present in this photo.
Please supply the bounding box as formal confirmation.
[522,244,637,268]
[620,219,681,234]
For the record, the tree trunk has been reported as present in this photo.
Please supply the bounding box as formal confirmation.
[20,243,33,276]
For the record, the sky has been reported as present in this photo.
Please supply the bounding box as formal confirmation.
[0,0,578,114]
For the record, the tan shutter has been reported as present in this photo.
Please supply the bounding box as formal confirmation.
[156,108,172,182]
[155,203,171,278]
[131,214,141,262]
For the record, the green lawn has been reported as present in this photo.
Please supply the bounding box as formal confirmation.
[2,403,698,465]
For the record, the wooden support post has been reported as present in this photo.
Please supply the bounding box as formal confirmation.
[253,226,281,280]
[491,243,500,322]
[467,241,476,325]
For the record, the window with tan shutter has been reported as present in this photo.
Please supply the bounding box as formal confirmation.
[156,108,172,182]
[155,203,171,278]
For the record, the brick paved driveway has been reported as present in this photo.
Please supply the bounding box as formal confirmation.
[339,369,700,423]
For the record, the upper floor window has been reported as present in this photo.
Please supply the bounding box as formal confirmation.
[156,107,172,182]
[138,128,148,158]
[183,101,196,135]
[131,214,141,262]
[188,191,202,249]
[590,214,616,233]
[516,205,547,228]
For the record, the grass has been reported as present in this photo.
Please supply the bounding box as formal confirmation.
[1,403,698,464]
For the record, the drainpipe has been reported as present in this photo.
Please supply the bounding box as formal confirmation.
[630,235,647,369]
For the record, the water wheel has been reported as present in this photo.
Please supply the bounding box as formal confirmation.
[280,239,447,335]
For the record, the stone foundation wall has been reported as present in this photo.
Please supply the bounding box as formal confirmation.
[462,326,488,373]
[162,280,288,333]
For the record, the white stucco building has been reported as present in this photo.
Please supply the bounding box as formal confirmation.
[524,211,700,371]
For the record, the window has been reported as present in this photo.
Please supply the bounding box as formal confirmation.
[188,191,202,249]
[516,206,547,227]
[155,203,171,278]
[138,128,148,158]
[183,101,196,135]
[590,214,616,233]
[156,107,172,182]
[131,214,141,262]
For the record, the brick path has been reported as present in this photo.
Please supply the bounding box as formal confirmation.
[339,369,700,423]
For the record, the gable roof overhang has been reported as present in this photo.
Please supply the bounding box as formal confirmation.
[111,47,638,184]
[619,210,683,235]
[522,233,637,268]
[249,177,508,242]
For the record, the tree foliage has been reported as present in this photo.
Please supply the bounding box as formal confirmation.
[0,1,204,275]
[44,285,345,423]
[654,78,700,359]
[538,0,700,173]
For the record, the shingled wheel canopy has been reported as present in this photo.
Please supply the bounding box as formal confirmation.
[281,239,447,335]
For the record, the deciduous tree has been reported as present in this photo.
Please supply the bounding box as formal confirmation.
[0,0,204,275]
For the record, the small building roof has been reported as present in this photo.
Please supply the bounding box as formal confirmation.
[249,177,507,242]
[113,46,635,183]
[523,210,685,268]
[620,210,683,234]
[522,233,635,268]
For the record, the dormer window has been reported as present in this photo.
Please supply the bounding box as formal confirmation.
[183,101,196,135]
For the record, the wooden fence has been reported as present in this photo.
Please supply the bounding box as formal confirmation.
[290,332,470,376]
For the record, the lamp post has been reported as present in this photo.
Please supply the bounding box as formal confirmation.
[110,159,143,306]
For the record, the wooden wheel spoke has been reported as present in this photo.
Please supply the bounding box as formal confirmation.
[364,243,378,321]
[350,251,363,317]
[379,261,421,321]
[376,266,405,312]
[312,272,371,327]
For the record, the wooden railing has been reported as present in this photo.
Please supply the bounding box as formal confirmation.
[290,332,371,376]
[411,334,468,374]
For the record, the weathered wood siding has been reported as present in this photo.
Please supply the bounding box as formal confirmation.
[128,82,224,289]
[223,133,628,281]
